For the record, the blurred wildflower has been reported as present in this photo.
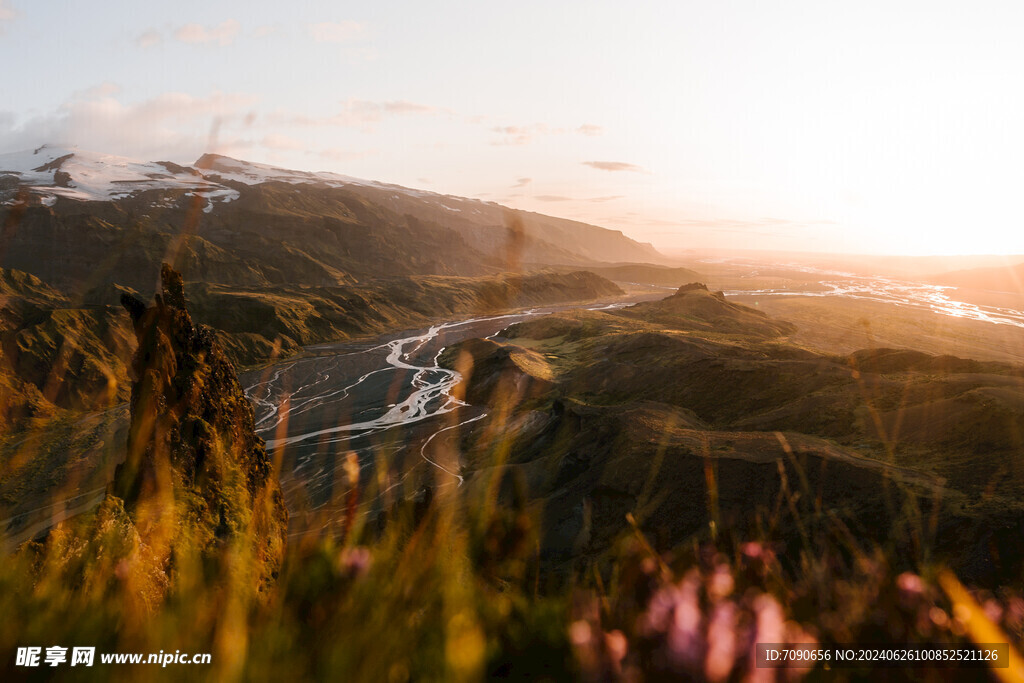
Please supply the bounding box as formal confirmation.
[338,546,372,579]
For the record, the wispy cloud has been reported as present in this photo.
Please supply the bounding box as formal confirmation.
[0,88,258,160]
[261,133,305,151]
[72,82,121,100]
[273,99,442,131]
[253,25,279,39]
[529,193,624,203]
[511,177,532,188]
[136,29,162,48]
[0,0,19,35]
[319,147,377,162]
[138,20,242,48]
[487,121,604,145]
[377,101,435,116]
[582,160,646,173]
[175,19,241,46]
[308,21,366,43]
[671,217,837,235]
[490,124,552,146]
[608,215,682,227]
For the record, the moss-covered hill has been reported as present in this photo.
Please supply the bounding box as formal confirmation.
[443,284,1024,585]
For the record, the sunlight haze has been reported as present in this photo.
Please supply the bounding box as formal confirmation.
[2,0,1023,255]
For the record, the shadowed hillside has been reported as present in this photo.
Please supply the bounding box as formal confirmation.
[444,284,1024,585]
[0,267,622,429]
[2,276,1024,681]
[1,267,288,679]
[1,147,668,295]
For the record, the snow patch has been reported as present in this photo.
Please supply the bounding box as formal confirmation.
[0,147,496,220]
[0,146,226,203]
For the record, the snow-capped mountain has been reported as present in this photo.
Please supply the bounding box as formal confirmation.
[0,145,669,294]
[2,145,491,215]
[0,146,235,210]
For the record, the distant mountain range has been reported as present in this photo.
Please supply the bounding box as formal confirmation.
[0,146,668,295]
[931,261,1024,294]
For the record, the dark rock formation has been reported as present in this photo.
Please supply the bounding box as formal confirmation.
[112,263,287,595]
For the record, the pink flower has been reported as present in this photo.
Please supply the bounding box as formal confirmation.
[338,546,372,578]
[897,572,924,596]
[666,571,703,669]
[704,602,737,682]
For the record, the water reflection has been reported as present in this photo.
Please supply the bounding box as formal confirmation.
[723,265,1024,329]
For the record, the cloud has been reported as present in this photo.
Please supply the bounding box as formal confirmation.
[669,217,835,235]
[261,133,305,151]
[511,177,532,188]
[72,82,121,100]
[582,160,646,173]
[0,88,259,161]
[175,19,241,46]
[273,99,441,131]
[0,0,18,35]
[528,193,623,204]
[208,136,256,158]
[253,25,278,39]
[489,123,559,146]
[318,147,377,162]
[136,29,162,48]
[489,122,602,145]
[308,21,366,43]
[608,215,681,227]
[378,101,434,116]
[493,126,539,135]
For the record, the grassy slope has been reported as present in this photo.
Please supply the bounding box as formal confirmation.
[731,293,1024,365]
[447,287,1024,585]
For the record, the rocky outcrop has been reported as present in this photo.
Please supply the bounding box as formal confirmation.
[617,282,797,338]
[111,264,287,596]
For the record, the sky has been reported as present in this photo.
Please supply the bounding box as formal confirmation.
[2,0,1023,256]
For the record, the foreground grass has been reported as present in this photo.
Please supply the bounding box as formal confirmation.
[2,462,1023,682]
[3,276,1024,681]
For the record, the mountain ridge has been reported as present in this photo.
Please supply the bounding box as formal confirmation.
[1,146,668,292]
